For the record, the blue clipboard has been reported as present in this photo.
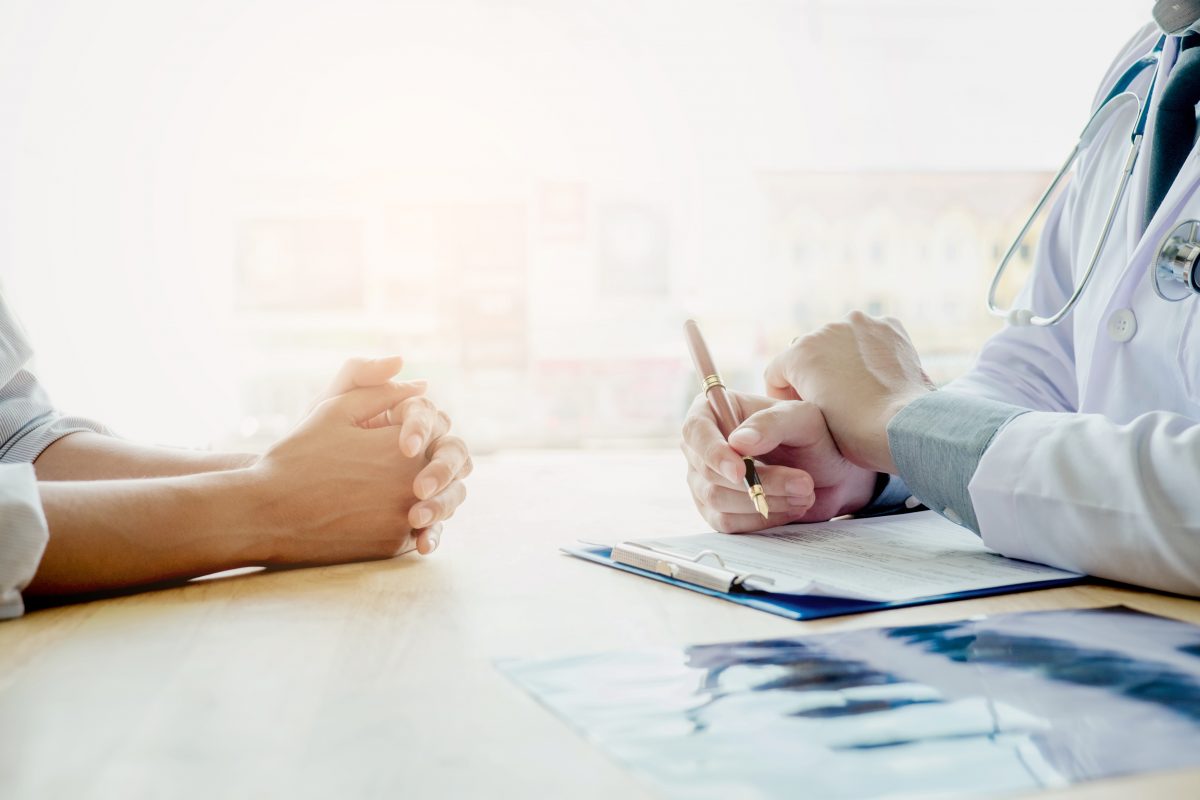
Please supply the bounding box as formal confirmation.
[563,544,1087,621]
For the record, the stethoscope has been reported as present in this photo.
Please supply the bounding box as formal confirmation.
[987,34,1200,326]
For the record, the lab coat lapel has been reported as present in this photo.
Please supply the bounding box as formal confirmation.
[1128,35,1180,257]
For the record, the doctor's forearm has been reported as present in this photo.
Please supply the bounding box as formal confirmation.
[967,409,1200,595]
[889,393,1200,595]
[33,432,257,481]
[886,391,1027,531]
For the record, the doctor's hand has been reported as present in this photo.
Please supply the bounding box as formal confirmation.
[764,312,934,475]
[682,390,879,533]
[317,355,473,554]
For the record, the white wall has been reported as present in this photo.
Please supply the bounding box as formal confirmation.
[0,0,1149,446]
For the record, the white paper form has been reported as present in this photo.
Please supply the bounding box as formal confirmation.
[626,511,1081,602]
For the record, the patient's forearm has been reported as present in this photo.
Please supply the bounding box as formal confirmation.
[27,470,268,595]
[34,432,256,481]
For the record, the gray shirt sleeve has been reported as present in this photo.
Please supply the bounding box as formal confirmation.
[885,391,1028,532]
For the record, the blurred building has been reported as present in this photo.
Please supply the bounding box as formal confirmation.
[225,170,1051,452]
[756,171,1049,381]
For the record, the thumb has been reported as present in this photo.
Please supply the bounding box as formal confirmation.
[765,383,801,401]
[727,401,828,457]
[763,352,802,401]
[325,355,405,398]
[319,382,424,426]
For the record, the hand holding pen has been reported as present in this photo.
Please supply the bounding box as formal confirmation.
[681,320,879,533]
[683,320,769,518]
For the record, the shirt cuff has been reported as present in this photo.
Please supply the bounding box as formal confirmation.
[886,391,1028,533]
[856,473,921,518]
[0,462,50,620]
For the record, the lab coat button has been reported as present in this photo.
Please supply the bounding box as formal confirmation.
[943,507,963,526]
[1106,308,1137,342]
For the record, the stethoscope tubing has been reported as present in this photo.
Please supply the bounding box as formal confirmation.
[987,36,1167,327]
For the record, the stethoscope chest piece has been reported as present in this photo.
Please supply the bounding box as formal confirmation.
[1153,220,1200,301]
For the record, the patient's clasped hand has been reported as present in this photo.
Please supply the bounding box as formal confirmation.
[15,352,470,604]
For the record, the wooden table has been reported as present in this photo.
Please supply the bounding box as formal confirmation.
[2,450,1198,799]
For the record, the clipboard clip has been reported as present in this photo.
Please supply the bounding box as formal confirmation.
[611,542,776,594]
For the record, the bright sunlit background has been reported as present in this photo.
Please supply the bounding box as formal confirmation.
[0,0,1148,452]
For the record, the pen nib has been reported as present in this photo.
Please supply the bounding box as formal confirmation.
[742,458,769,519]
[751,486,769,519]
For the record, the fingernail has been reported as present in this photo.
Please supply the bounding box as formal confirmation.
[730,429,760,446]
[787,494,812,507]
[426,533,440,553]
[405,435,423,456]
[417,477,437,498]
[720,461,740,483]
[413,508,433,527]
[785,479,809,495]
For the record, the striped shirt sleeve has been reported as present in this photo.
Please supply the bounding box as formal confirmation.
[0,295,106,618]
[0,367,109,464]
[0,463,50,619]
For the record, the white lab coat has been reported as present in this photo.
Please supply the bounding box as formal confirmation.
[955,23,1200,595]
